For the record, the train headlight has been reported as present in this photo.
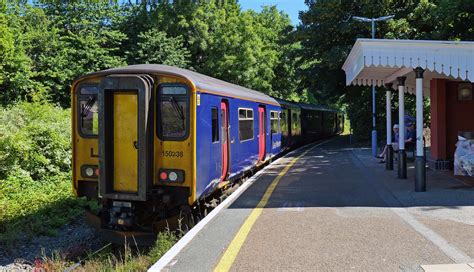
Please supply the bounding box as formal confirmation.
[85,167,94,177]
[158,169,185,183]
[81,165,98,179]
[168,172,178,182]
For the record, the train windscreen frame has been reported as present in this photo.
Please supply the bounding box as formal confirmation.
[156,84,190,141]
[77,84,100,138]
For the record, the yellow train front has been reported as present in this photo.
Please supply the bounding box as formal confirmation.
[72,65,202,245]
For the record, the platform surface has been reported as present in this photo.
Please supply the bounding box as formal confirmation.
[162,136,474,271]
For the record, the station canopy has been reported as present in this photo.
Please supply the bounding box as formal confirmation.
[342,39,474,97]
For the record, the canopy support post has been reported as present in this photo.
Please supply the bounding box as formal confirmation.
[397,77,407,179]
[414,67,426,192]
[385,83,393,170]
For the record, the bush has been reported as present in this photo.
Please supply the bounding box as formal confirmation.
[0,102,82,246]
[0,102,71,180]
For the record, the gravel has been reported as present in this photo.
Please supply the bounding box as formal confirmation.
[0,218,103,271]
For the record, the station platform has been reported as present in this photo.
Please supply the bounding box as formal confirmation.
[152,136,474,271]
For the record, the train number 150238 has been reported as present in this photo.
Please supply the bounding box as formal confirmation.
[161,150,184,158]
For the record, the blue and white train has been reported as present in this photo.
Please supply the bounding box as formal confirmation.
[71,65,343,244]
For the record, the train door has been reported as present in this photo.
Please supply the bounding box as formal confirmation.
[220,101,229,180]
[112,91,138,192]
[258,106,266,161]
[98,75,153,201]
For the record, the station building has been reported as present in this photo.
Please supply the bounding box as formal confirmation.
[342,39,474,190]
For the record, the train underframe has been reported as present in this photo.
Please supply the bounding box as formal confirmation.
[82,185,193,246]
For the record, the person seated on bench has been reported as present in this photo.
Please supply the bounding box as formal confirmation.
[378,123,417,163]
[402,122,419,157]
[377,124,399,163]
[405,122,416,148]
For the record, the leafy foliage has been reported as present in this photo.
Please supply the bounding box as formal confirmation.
[128,29,191,67]
[1,1,301,106]
[0,102,84,246]
[0,2,126,106]
[0,102,71,180]
[118,1,298,98]
[298,0,474,140]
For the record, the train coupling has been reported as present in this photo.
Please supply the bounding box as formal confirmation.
[110,201,133,227]
[82,204,156,246]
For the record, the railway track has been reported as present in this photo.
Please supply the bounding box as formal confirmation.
[63,243,112,272]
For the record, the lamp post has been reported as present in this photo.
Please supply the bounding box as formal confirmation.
[353,15,394,157]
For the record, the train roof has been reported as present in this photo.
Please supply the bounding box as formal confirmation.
[78,64,279,105]
[274,98,339,113]
[299,102,339,112]
[274,98,301,109]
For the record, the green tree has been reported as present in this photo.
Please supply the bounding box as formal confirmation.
[128,29,191,67]
[0,4,40,105]
[120,1,298,97]
[0,2,127,106]
[39,2,127,106]
[0,5,13,88]
[296,0,471,140]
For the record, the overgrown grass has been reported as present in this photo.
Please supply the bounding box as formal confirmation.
[43,231,179,271]
[0,102,85,247]
[0,172,86,246]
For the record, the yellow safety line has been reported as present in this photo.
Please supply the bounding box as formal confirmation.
[214,144,320,272]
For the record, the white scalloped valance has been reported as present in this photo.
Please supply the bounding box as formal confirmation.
[342,39,474,96]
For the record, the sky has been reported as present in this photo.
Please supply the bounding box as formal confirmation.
[239,0,308,25]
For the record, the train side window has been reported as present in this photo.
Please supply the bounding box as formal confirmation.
[78,85,99,137]
[238,108,254,141]
[212,107,219,143]
[280,111,286,133]
[270,111,279,134]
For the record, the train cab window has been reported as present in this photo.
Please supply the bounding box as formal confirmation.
[212,107,219,143]
[238,108,254,141]
[78,85,99,137]
[157,85,189,141]
[270,111,279,134]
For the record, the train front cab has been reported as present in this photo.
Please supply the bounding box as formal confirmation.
[72,72,197,244]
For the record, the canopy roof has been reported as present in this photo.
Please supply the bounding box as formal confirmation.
[342,39,474,96]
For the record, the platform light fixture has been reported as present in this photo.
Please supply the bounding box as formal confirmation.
[352,14,395,157]
[458,83,472,101]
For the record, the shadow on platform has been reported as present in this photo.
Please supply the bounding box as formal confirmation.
[228,135,474,210]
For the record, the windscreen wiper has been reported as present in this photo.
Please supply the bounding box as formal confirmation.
[81,96,96,117]
[169,97,185,121]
